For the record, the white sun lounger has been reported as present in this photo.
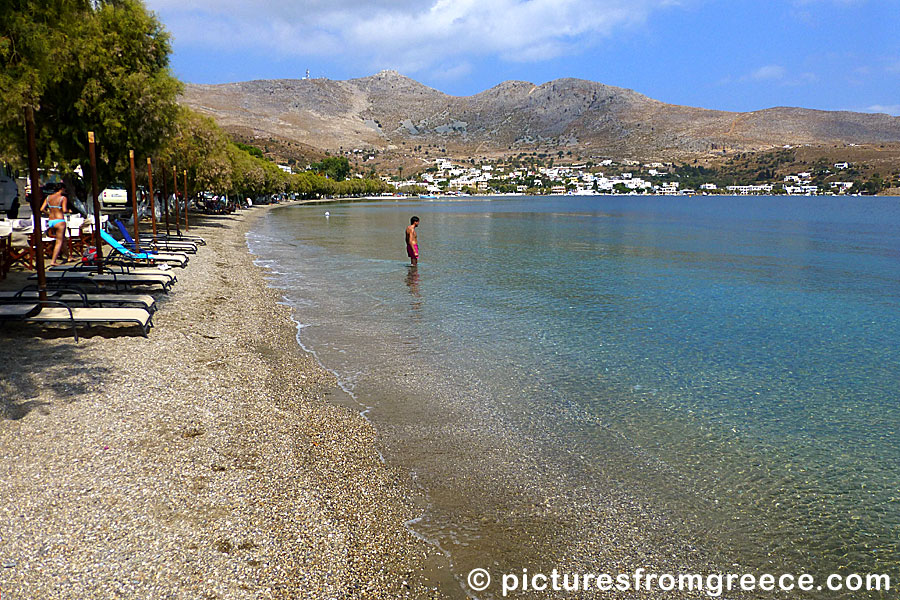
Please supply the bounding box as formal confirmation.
[31,270,175,292]
[0,290,158,313]
[25,305,152,341]
[48,264,177,283]
[1,301,153,341]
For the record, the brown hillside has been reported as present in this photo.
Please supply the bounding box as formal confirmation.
[180,70,900,163]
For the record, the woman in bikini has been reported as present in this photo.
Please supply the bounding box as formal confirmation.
[40,182,69,266]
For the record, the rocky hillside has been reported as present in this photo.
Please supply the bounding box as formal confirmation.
[180,70,900,161]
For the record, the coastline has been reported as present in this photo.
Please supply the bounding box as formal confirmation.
[0,205,451,598]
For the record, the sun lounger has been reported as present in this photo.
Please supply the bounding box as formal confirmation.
[48,263,177,284]
[0,303,41,321]
[30,269,175,292]
[0,289,158,313]
[153,232,206,245]
[0,298,152,341]
[99,230,189,267]
[114,220,197,253]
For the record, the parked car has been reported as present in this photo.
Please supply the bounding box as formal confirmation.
[99,184,128,209]
[1,165,20,218]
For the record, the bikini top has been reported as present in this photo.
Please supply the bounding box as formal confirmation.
[47,194,65,209]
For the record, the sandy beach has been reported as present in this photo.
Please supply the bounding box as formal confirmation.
[0,206,451,599]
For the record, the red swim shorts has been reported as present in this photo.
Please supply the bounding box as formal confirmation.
[406,243,418,258]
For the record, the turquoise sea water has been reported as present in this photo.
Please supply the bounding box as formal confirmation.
[247,196,900,587]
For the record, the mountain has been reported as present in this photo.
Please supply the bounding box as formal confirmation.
[180,70,900,161]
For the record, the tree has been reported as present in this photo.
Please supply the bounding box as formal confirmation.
[1,0,180,186]
[235,142,264,159]
[161,108,231,197]
[310,156,351,181]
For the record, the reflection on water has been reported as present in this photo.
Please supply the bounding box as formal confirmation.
[248,196,900,591]
[406,266,423,320]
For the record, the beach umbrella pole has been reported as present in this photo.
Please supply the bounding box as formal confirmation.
[129,150,140,251]
[161,163,171,237]
[87,132,104,273]
[173,166,181,235]
[147,158,157,237]
[183,169,189,231]
[24,107,47,302]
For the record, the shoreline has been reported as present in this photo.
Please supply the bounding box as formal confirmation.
[0,205,452,598]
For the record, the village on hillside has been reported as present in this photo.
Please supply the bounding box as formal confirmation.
[365,154,895,196]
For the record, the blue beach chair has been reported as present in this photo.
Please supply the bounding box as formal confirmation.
[99,229,188,267]
[114,220,197,254]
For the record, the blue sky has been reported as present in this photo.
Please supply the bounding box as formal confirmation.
[145,0,900,115]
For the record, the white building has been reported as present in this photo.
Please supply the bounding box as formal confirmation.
[726,184,774,195]
[700,183,718,191]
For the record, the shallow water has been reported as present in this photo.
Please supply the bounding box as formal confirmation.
[248,196,900,593]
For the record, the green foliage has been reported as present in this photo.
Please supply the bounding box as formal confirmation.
[1,0,180,192]
[161,107,232,196]
[309,156,350,181]
[2,0,181,187]
[0,1,386,202]
[235,142,263,159]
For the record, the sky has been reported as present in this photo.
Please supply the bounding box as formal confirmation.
[145,0,900,115]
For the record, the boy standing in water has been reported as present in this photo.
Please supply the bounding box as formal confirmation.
[405,216,419,266]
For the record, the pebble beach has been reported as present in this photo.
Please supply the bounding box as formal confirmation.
[0,205,451,599]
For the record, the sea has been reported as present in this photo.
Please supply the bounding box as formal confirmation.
[246,195,900,596]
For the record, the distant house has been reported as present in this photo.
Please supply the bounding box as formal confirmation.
[784,185,819,195]
[830,181,854,191]
[700,183,718,191]
[550,185,566,194]
[727,184,773,195]
[834,162,850,170]
[277,164,292,174]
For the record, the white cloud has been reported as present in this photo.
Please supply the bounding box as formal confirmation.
[743,65,787,81]
[865,104,900,116]
[146,0,681,77]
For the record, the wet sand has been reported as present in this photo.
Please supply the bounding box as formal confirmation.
[0,205,451,599]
